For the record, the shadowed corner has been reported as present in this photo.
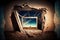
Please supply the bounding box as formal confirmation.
[0,6,5,40]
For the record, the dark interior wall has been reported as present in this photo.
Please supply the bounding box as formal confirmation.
[55,0,60,39]
[0,6,5,40]
[4,4,14,31]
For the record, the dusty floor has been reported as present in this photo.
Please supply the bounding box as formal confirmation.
[4,29,57,40]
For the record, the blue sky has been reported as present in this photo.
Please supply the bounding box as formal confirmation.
[23,18,37,27]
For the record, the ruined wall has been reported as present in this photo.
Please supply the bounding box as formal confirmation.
[4,0,55,31]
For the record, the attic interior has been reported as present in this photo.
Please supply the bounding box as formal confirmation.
[4,0,57,40]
